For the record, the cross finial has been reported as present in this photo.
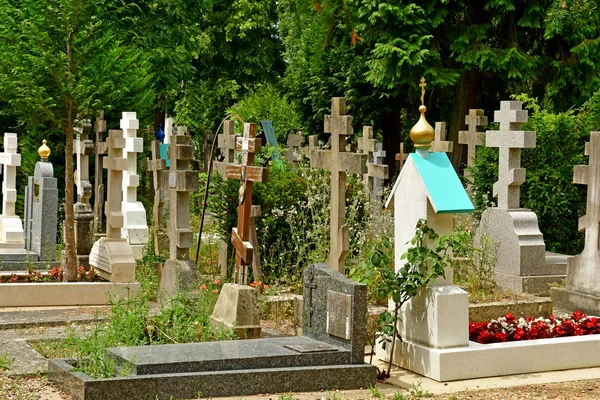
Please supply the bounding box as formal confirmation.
[419,77,427,106]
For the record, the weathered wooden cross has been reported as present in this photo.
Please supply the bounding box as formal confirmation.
[226,123,269,284]
[458,109,488,177]
[309,97,367,273]
[395,142,408,170]
[430,122,453,153]
[486,101,536,210]
[147,140,169,255]
[357,126,389,198]
[214,120,237,176]
[285,133,305,169]
[573,132,600,256]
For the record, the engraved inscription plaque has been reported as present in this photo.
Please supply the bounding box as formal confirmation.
[326,290,352,340]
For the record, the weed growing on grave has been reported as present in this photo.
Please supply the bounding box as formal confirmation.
[368,384,384,399]
[279,392,294,400]
[373,220,469,379]
[391,391,409,400]
[0,352,13,371]
[324,391,345,400]
[409,381,433,398]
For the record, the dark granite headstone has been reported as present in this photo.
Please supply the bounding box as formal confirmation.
[303,263,367,364]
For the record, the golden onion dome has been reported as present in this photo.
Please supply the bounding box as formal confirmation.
[38,139,51,161]
[409,77,435,150]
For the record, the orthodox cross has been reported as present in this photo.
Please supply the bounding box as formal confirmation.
[303,268,317,327]
[458,109,488,178]
[74,120,94,204]
[486,101,536,209]
[93,111,108,235]
[357,126,389,198]
[103,130,128,240]
[226,123,269,284]
[203,130,214,172]
[395,142,408,170]
[430,122,453,153]
[309,97,367,273]
[573,132,600,257]
[214,120,237,176]
[419,77,427,105]
[285,133,305,169]
[147,141,168,231]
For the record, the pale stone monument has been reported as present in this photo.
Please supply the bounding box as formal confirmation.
[552,131,600,314]
[477,101,564,293]
[159,129,200,299]
[89,129,136,283]
[379,77,474,379]
[93,111,108,239]
[308,97,367,273]
[120,112,149,258]
[24,140,58,262]
[285,132,306,170]
[0,132,24,249]
[73,119,95,268]
[458,109,488,179]
[357,126,389,199]
[430,121,453,153]
[147,140,169,256]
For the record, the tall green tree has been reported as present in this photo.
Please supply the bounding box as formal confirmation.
[0,0,154,280]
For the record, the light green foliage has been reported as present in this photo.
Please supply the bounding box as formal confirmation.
[279,393,294,400]
[368,384,384,399]
[392,391,409,400]
[409,381,433,398]
[470,94,599,254]
[0,352,13,371]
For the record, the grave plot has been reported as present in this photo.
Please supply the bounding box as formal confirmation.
[49,264,376,399]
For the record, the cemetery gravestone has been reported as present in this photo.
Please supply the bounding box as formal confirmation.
[159,130,200,299]
[202,130,214,172]
[309,97,367,273]
[458,109,488,179]
[93,111,107,238]
[0,133,24,249]
[357,126,389,200]
[147,140,169,256]
[120,112,149,258]
[24,140,58,262]
[395,142,408,170]
[430,121,453,153]
[285,132,305,169]
[552,131,600,314]
[89,129,136,283]
[477,101,564,294]
[73,119,95,268]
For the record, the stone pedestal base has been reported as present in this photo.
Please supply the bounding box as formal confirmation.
[159,259,198,300]
[122,201,149,246]
[398,284,469,348]
[0,215,24,248]
[211,283,261,339]
[74,204,94,269]
[89,237,136,283]
[551,287,600,316]
[478,207,564,294]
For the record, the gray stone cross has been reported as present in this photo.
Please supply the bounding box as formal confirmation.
[285,133,305,169]
[73,119,94,204]
[103,130,128,240]
[357,126,389,198]
[430,122,453,153]
[486,101,536,209]
[459,109,488,177]
[214,120,236,176]
[309,97,367,273]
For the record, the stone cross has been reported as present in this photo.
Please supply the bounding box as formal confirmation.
[309,97,367,273]
[357,126,389,198]
[303,267,317,327]
[486,101,536,209]
[430,122,453,153]
[459,109,488,177]
[0,133,23,246]
[395,142,408,170]
[214,120,237,176]
[285,133,305,169]
[167,130,199,261]
[102,130,128,239]
[147,140,169,256]
[93,111,107,237]
[164,116,174,145]
[203,130,214,172]
[120,112,149,257]
[573,132,600,256]
[226,123,269,284]
[74,120,94,203]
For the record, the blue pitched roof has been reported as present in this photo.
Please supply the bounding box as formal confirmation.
[411,152,474,214]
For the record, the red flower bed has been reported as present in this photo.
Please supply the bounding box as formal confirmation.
[469,311,600,344]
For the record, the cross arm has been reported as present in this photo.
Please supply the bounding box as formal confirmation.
[232,227,253,265]
[225,165,269,183]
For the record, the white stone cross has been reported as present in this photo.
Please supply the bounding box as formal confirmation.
[0,133,23,246]
[486,101,536,209]
[120,112,149,254]
[285,133,305,169]
[459,109,488,177]
[74,119,93,204]
[214,120,237,176]
[357,126,389,198]
[309,97,367,273]
[430,122,453,153]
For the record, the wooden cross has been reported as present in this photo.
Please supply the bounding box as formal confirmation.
[430,122,453,153]
[573,132,600,255]
[103,130,128,240]
[458,109,488,177]
[357,126,389,198]
[486,101,536,209]
[93,111,108,236]
[168,130,199,261]
[214,120,237,176]
[285,133,305,169]
[303,268,317,327]
[309,97,367,273]
[226,123,269,284]
[395,142,408,170]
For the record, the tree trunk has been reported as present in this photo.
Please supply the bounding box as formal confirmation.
[381,97,403,180]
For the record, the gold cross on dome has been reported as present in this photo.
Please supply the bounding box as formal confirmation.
[419,77,427,106]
